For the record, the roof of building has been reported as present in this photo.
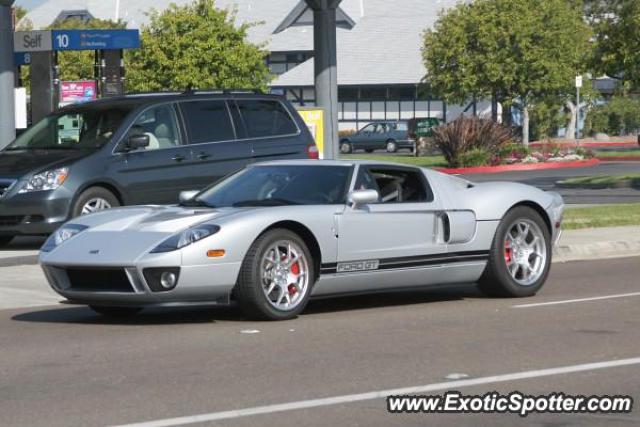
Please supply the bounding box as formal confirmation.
[22,0,466,86]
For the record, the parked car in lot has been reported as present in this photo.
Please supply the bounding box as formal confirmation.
[40,160,564,321]
[0,91,317,247]
[339,120,415,154]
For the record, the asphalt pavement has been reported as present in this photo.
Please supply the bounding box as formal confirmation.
[460,161,640,205]
[1,257,639,427]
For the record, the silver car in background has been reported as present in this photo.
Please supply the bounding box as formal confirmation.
[39,160,564,320]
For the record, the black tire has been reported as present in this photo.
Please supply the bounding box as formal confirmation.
[365,149,374,153]
[72,187,120,218]
[236,229,316,321]
[89,305,142,318]
[340,141,353,154]
[0,236,14,247]
[386,140,398,153]
[478,206,552,298]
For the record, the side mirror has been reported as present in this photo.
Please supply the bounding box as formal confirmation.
[179,190,200,204]
[125,134,150,151]
[348,189,379,208]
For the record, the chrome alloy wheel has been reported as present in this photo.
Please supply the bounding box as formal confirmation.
[81,197,112,215]
[261,240,310,311]
[503,219,547,286]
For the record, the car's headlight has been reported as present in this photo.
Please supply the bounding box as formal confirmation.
[19,168,69,193]
[41,224,89,252]
[150,224,221,253]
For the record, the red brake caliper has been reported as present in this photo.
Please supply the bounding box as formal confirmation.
[288,262,300,295]
[504,240,512,264]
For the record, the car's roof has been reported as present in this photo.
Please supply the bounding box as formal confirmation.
[58,91,286,113]
[253,159,424,169]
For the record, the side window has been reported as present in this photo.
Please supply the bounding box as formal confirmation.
[125,104,182,151]
[236,100,298,138]
[360,124,376,133]
[181,101,235,144]
[356,167,433,204]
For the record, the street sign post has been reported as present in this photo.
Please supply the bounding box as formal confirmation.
[575,75,582,141]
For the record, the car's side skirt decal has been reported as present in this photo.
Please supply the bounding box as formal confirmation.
[320,250,490,275]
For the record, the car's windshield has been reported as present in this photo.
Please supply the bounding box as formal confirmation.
[192,165,353,208]
[6,105,134,151]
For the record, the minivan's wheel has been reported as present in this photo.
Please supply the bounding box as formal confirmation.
[89,306,142,318]
[0,236,14,247]
[236,229,315,320]
[340,141,353,154]
[72,187,120,217]
[386,140,398,153]
[478,206,552,298]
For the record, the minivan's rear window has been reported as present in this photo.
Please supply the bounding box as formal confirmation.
[181,101,235,144]
[236,100,298,139]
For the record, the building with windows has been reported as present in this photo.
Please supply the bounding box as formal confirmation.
[22,0,487,131]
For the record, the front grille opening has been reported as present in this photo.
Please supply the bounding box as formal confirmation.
[0,216,24,226]
[66,268,135,293]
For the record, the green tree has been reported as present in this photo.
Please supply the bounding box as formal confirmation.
[127,0,271,92]
[586,0,640,92]
[422,0,592,145]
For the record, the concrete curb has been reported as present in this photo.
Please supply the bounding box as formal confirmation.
[436,158,600,175]
[553,226,640,263]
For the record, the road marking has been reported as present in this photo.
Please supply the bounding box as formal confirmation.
[513,292,640,308]
[112,357,640,427]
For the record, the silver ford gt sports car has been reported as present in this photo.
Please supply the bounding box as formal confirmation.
[39,160,564,320]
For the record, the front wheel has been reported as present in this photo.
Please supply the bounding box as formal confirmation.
[89,306,142,318]
[72,187,120,218]
[236,229,315,320]
[386,140,398,153]
[478,206,552,297]
[340,141,353,154]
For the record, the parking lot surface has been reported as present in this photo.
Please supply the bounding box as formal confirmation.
[0,257,638,426]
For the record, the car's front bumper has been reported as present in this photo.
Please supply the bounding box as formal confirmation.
[41,262,241,306]
[0,189,72,236]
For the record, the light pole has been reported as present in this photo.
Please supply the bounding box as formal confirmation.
[575,75,582,142]
[0,0,16,149]
[305,0,341,160]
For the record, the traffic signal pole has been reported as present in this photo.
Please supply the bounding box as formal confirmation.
[0,0,16,149]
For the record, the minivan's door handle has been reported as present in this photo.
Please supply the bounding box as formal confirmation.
[197,152,211,160]
[172,155,186,162]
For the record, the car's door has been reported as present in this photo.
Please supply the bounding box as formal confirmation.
[179,99,252,191]
[336,165,446,267]
[352,123,376,150]
[233,99,305,161]
[113,103,194,205]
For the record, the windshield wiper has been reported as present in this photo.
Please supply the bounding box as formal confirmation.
[232,198,300,207]
[179,199,214,208]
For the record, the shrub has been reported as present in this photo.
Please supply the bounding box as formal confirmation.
[338,129,356,138]
[584,96,640,136]
[459,148,491,167]
[432,117,513,167]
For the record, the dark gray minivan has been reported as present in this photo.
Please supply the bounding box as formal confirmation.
[0,91,318,246]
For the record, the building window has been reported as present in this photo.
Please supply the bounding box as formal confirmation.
[388,86,416,100]
[338,87,359,101]
[360,87,387,101]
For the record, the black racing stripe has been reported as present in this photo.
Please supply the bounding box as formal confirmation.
[320,251,489,275]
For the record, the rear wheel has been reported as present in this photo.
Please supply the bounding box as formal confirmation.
[340,141,353,154]
[236,229,315,320]
[89,306,142,318]
[386,140,398,153]
[0,236,14,247]
[478,206,552,297]
[72,187,120,218]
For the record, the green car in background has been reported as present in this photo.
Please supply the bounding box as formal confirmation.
[340,118,443,154]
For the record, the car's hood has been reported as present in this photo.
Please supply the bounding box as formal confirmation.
[40,205,246,265]
[0,149,90,179]
[73,205,241,233]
